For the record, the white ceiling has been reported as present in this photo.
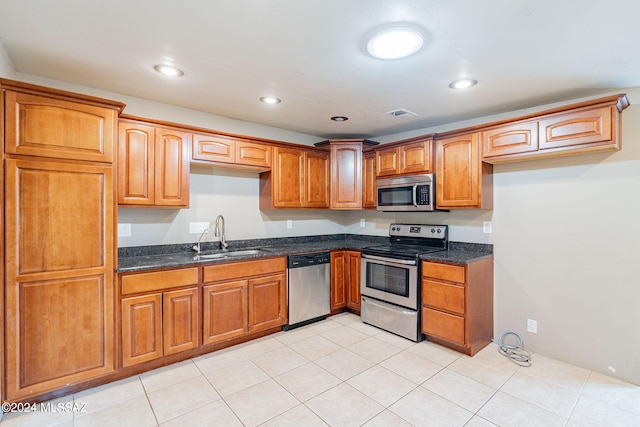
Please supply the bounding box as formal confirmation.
[1,0,639,139]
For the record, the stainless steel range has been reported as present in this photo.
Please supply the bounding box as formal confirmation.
[360,224,448,341]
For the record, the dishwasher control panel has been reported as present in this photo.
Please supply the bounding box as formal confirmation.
[288,252,331,268]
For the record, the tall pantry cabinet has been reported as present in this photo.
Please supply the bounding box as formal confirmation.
[0,80,125,402]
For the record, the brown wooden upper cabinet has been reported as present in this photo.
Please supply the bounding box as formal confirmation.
[482,95,628,163]
[4,89,120,163]
[436,132,493,209]
[362,151,377,209]
[118,119,190,207]
[330,140,362,209]
[260,146,329,208]
[192,132,271,169]
[375,139,433,177]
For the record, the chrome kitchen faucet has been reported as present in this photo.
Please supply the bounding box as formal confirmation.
[192,228,209,254]
[214,215,228,250]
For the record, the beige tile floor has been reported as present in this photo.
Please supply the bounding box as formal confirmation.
[2,312,639,427]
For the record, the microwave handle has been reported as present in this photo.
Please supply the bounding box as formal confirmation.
[412,184,418,207]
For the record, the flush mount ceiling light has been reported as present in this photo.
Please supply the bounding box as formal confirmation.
[367,27,424,60]
[330,116,349,122]
[259,96,282,104]
[449,78,478,89]
[153,64,184,77]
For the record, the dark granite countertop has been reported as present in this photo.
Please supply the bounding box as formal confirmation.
[117,234,492,273]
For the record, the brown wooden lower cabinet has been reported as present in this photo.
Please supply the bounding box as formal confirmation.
[421,258,493,356]
[121,287,199,367]
[202,258,287,346]
[331,251,361,312]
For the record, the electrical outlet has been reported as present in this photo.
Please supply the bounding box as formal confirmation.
[189,222,209,234]
[527,318,538,334]
[360,218,366,228]
[117,223,131,237]
[286,220,293,229]
[483,221,492,234]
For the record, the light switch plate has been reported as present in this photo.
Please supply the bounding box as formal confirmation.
[117,223,132,237]
[286,220,293,229]
[189,222,209,234]
[483,221,492,234]
[360,219,366,228]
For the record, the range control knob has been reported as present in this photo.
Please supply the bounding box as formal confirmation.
[391,226,396,231]
[396,227,401,232]
[437,228,442,233]
[431,228,435,233]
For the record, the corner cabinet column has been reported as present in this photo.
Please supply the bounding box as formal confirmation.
[1,79,124,402]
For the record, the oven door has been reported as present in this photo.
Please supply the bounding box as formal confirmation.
[360,254,418,310]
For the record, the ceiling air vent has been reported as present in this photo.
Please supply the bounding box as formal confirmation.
[386,108,418,118]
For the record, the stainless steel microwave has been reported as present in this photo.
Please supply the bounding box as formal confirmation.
[376,174,435,211]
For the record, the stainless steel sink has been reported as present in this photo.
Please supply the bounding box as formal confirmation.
[196,249,270,260]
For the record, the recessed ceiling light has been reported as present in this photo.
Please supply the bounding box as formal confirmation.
[331,116,349,122]
[153,64,184,77]
[449,78,478,89]
[367,27,424,60]
[260,96,282,104]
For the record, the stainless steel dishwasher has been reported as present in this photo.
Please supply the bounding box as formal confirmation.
[285,252,331,329]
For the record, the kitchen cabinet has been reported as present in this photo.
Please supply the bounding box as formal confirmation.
[435,132,493,209]
[3,89,120,163]
[2,80,122,403]
[481,95,628,163]
[120,267,199,367]
[202,258,287,345]
[118,119,190,207]
[362,151,377,209]
[375,138,433,177]
[330,251,361,312]
[421,258,493,356]
[260,146,329,209]
[192,132,272,169]
[330,140,362,209]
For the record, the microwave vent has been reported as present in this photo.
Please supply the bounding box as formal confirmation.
[385,108,418,118]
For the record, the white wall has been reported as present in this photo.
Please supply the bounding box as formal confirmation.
[0,42,16,79]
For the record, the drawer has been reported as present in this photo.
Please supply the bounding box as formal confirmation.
[203,257,286,283]
[422,307,465,345]
[121,267,199,295]
[422,279,465,314]
[422,261,466,284]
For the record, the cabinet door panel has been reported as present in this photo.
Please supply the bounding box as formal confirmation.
[482,121,538,158]
[422,307,465,345]
[203,281,249,345]
[400,140,432,174]
[192,133,235,163]
[5,91,116,162]
[155,127,190,207]
[375,146,399,177]
[7,160,109,274]
[330,252,347,310]
[539,106,612,150]
[345,251,361,311]
[163,288,199,355]
[236,141,271,167]
[118,122,155,205]
[122,294,163,367]
[273,147,304,207]
[249,274,286,332]
[362,152,376,209]
[305,150,330,208]
[331,144,362,209]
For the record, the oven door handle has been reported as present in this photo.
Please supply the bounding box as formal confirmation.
[361,254,417,266]
[412,184,418,207]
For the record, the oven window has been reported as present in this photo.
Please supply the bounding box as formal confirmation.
[365,262,410,297]
[378,187,413,206]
